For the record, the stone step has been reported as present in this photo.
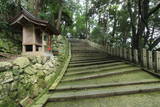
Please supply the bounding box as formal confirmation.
[67,61,123,72]
[62,67,141,82]
[69,57,112,64]
[47,82,160,102]
[71,56,109,61]
[53,80,160,91]
[71,49,98,51]
[45,91,160,107]
[57,71,158,89]
[71,51,102,54]
[65,64,134,76]
[69,59,120,67]
[70,58,111,64]
[46,39,160,106]
[72,55,107,58]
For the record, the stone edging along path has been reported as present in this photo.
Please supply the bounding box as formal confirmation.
[31,41,71,107]
[49,42,72,90]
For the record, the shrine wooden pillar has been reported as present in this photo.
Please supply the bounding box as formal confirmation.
[42,33,45,52]
[48,35,52,52]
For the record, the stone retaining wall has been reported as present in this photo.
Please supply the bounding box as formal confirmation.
[0,55,58,102]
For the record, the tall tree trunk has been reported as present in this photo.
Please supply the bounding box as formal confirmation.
[34,0,44,16]
[127,0,137,49]
[112,14,117,38]
[85,0,89,38]
[56,6,63,32]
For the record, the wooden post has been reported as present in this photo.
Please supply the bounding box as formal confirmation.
[126,48,128,60]
[110,46,111,55]
[119,48,121,57]
[108,46,110,55]
[119,48,122,58]
[134,49,138,64]
[33,25,36,52]
[113,48,115,56]
[116,48,118,57]
[106,45,108,54]
[111,48,113,56]
[125,48,128,59]
[116,48,119,57]
[117,47,119,57]
[141,48,147,67]
[154,51,160,72]
[114,48,116,56]
[22,45,26,53]
[124,48,127,59]
[33,45,36,52]
[115,48,117,56]
[113,48,116,56]
[120,48,123,58]
[147,51,153,69]
[112,48,114,56]
[127,48,129,60]
[42,33,45,52]
[108,46,110,54]
[129,48,132,62]
[48,35,52,52]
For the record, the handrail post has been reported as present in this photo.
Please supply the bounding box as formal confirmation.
[106,45,109,54]
[141,48,147,67]
[147,51,153,69]
[111,47,113,56]
[120,48,122,58]
[129,48,132,62]
[108,46,110,55]
[115,48,117,56]
[113,48,115,56]
[117,48,119,57]
[134,49,138,64]
[124,48,127,60]
[154,51,160,72]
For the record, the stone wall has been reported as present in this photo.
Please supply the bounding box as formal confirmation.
[0,55,59,105]
[0,35,67,106]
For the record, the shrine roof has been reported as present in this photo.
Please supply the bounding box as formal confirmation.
[10,8,59,35]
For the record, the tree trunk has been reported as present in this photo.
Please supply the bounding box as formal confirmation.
[85,0,89,38]
[35,0,45,16]
[56,6,63,32]
[127,0,137,49]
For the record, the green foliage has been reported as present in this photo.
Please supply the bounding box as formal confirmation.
[0,32,21,54]
[91,26,107,45]
[0,0,21,54]
[87,0,160,49]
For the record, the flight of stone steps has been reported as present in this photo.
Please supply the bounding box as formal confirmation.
[45,39,160,107]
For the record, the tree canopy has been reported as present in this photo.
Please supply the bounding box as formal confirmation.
[0,0,160,53]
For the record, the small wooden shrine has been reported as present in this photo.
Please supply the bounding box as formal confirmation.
[10,8,59,56]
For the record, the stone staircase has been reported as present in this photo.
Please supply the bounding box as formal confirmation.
[45,39,160,107]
